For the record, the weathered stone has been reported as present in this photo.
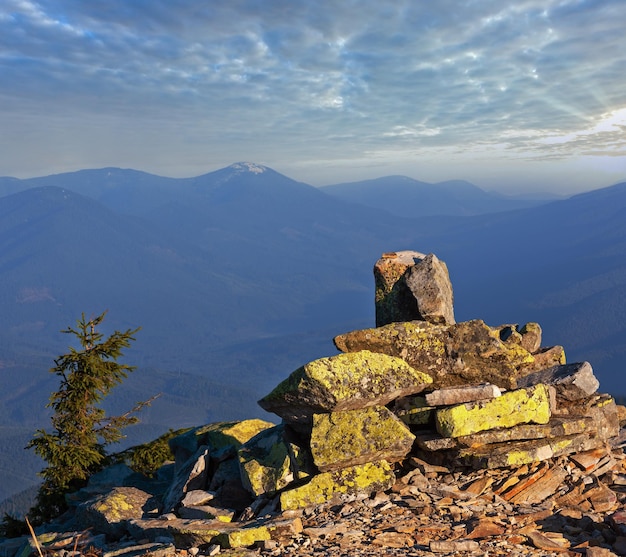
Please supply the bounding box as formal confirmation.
[505,465,568,505]
[414,431,459,451]
[208,456,241,492]
[523,345,567,372]
[102,542,176,557]
[169,420,274,466]
[526,530,570,552]
[180,489,216,507]
[310,406,415,472]
[162,446,210,512]
[177,505,235,521]
[518,322,542,353]
[430,540,479,553]
[587,482,618,513]
[554,394,620,441]
[466,518,506,539]
[455,416,592,447]
[373,251,455,326]
[404,253,455,325]
[435,384,551,438]
[516,361,599,400]
[392,396,435,425]
[214,525,271,548]
[279,460,395,510]
[463,433,602,469]
[334,319,536,390]
[75,487,155,539]
[425,383,501,406]
[169,523,224,549]
[258,350,432,427]
[238,424,305,497]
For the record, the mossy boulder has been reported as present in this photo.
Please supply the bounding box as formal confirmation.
[258,350,432,427]
[279,460,395,510]
[75,486,156,539]
[238,424,311,497]
[334,319,537,390]
[435,384,552,438]
[310,406,415,472]
[169,419,275,465]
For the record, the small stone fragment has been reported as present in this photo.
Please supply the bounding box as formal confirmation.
[519,322,542,353]
[466,518,506,539]
[425,383,501,406]
[526,530,570,551]
[525,345,567,371]
[516,361,599,400]
[430,540,480,552]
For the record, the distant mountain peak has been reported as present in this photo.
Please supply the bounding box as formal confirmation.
[228,162,268,175]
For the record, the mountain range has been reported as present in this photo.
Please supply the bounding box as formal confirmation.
[0,162,624,509]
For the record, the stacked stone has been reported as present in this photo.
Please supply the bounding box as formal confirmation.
[255,350,433,510]
[252,251,622,510]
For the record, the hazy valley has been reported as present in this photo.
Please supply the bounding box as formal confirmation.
[0,162,625,508]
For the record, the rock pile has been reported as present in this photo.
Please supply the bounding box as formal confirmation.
[4,250,626,557]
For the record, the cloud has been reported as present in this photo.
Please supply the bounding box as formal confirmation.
[0,0,624,191]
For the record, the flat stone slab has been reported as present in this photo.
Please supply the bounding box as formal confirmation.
[554,394,619,441]
[425,384,501,406]
[516,361,599,400]
[310,406,415,472]
[462,432,603,469]
[415,416,593,451]
[279,461,395,511]
[334,319,536,390]
[258,350,432,427]
[435,384,552,438]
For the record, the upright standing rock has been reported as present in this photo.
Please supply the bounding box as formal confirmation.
[374,251,455,327]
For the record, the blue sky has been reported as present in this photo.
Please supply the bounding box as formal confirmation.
[1,0,625,193]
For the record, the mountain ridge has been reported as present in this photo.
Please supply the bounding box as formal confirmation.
[0,163,624,506]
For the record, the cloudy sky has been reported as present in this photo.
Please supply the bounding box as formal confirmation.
[1,0,625,193]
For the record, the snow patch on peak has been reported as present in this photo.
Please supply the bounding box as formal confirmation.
[230,162,268,175]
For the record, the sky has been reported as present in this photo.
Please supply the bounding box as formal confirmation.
[1,0,625,194]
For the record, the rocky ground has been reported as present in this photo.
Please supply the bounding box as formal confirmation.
[4,436,626,557]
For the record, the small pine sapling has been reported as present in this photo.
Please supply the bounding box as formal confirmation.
[27,311,153,522]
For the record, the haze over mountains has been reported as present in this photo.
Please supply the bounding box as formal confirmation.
[0,162,625,508]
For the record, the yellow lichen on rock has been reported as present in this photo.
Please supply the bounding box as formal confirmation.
[310,406,415,472]
[216,525,271,548]
[279,460,395,510]
[258,350,432,425]
[238,425,296,496]
[435,384,551,438]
